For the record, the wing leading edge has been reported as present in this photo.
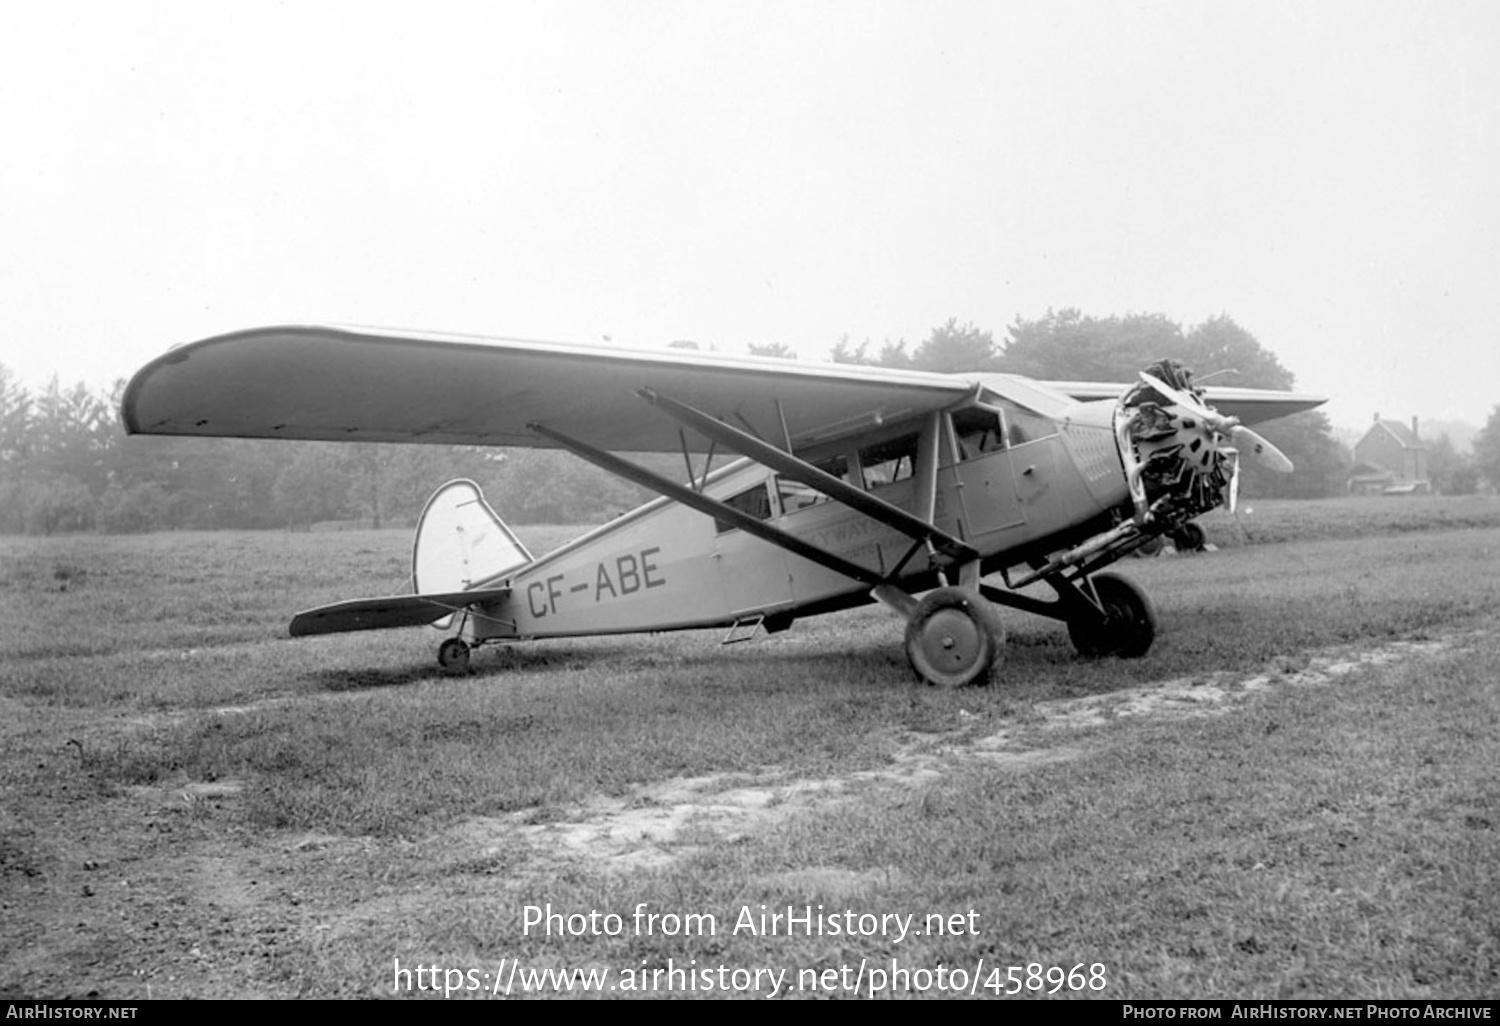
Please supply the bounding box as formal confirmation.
[122,325,1324,451]
[122,325,975,453]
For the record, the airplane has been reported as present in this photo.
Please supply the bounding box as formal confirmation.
[120,325,1325,687]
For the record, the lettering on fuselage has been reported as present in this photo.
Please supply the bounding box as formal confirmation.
[525,547,666,618]
[808,517,885,552]
[802,490,952,556]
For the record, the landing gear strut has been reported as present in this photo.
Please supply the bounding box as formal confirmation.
[1066,571,1158,658]
[437,637,471,675]
[904,586,1005,687]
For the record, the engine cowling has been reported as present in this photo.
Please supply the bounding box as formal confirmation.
[1113,360,1235,525]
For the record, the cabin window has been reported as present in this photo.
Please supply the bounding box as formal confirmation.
[777,453,848,512]
[1004,407,1056,445]
[952,404,1056,458]
[952,407,1004,461]
[714,482,774,534]
[814,453,849,482]
[859,434,918,490]
[777,478,822,513]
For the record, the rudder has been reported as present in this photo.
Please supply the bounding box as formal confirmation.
[413,479,533,596]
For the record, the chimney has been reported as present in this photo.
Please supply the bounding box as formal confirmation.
[1411,416,1419,440]
[1373,412,1380,424]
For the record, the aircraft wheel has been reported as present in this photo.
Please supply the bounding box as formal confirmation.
[1068,571,1158,659]
[904,587,1005,687]
[1133,535,1165,557]
[1171,522,1206,552]
[437,637,471,675]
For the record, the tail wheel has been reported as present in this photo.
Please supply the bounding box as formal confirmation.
[904,586,1005,687]
[1067,571,1158,659]
[437,637,471,675]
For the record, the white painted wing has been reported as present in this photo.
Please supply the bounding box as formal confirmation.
[122,325,976,453]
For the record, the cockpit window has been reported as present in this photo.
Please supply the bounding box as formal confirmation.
[859,434,918,490]
[952,407,1004,461]
[1005,407,1056,444]
[952,404,1056,461]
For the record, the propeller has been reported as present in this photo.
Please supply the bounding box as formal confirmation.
[1138,371,1234,431]
[1138,372,1294,473]
[1223,448,1241,513]
[1227,424,1293,473]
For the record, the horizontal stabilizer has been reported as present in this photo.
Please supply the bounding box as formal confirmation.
[289,588,512,637]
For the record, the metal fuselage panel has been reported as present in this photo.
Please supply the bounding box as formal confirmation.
[473,405,1130,641]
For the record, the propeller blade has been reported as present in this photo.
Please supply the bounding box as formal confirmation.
[1138,371,1235,432]
[1224,449,1241,512]
[1229,425,1294,473]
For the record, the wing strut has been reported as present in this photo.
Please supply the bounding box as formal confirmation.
[526,422,886,587]
[678,429,717,492]
[636,389,980,568]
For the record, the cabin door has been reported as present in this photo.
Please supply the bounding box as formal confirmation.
[953,451,1026,536]
[709,478,796,618]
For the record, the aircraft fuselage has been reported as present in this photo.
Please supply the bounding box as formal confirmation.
[471,398,1130,641]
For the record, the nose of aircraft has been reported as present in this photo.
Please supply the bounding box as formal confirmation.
[1114,359,1267,524]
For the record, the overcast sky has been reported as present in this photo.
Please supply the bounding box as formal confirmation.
[3,0,1497,431]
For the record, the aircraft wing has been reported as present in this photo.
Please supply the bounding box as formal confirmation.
[122,325,976,453]
[289,587,513,637]
[1043,381,1326,426]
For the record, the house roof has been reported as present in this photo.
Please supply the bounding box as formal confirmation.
[1361,419,1424,449]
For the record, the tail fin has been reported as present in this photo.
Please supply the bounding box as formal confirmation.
[413,479,533,595]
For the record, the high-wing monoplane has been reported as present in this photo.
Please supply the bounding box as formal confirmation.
[121,325,1324,686]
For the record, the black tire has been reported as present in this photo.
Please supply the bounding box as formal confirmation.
[1067,571,1158,659]
[1171,522,1206,552]
[904,587,1005,687]
[437,637,471,675]
[1133,535,1165,557]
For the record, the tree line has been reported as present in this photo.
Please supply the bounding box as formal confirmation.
[817,311,1496,497]
[3,311,1492,535]
[0,368,655,535]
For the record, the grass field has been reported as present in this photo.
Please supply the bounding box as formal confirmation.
[1,495,1497,999]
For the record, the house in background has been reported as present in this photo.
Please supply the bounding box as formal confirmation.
[1347,414,1430,494]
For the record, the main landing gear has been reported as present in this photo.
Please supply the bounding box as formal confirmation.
[1064,571,1158,659]
[904,586,1006,687]
[1169,522,1207,553]
[901,569,1158,687]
